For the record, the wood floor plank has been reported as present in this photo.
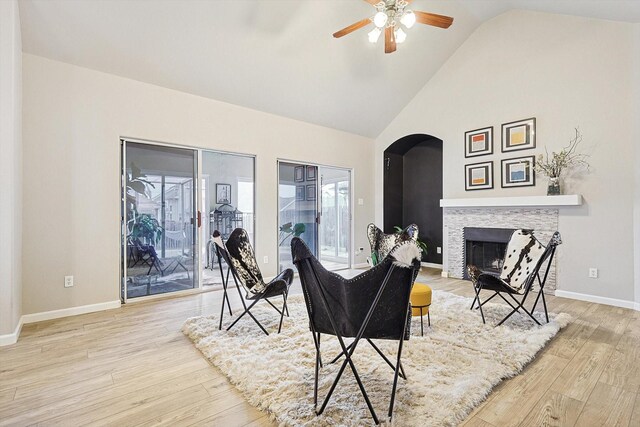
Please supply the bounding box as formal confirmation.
[0,388,15,403]
[518,390,584,427]
[630,392,640,427]
[549,340,614,402]
[574,382,635,427]
[137,389,248,427]
[475,353,569,427]
[544,318,597,360]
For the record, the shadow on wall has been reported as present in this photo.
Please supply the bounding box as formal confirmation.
[384,134,443,264]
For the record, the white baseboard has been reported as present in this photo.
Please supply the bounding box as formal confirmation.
[421,262,443,269]
[441,271,450,278]
[353,263,369,269]
[555,290,638,311]
[21,300,121,324]
[0,317,24,346]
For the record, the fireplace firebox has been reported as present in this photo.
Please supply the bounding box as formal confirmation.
[462,227,515,280]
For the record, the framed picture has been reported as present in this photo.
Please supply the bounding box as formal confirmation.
[501,156,535,188]
[294,166,305,182]
[502,117,536,152]
[465,126,493,157]
[306,184,316,201]
[306,165,317,181]
[295,185,306,201]
[465,161,493,191]
[216,183,231,204]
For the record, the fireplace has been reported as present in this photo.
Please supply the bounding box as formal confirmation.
[462,227,515,280]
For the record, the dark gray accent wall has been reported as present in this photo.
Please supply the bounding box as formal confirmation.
[383,152,404,234]
[402,140,443,264]
[383,135,443,264]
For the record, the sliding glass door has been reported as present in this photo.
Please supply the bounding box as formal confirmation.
[318,167,351,270]
[122,141,198,300]
[201,150,255,287]
[278,161,351,272]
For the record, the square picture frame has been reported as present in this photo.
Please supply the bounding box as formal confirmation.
[216,183,232,204]
[501,156,535,188]
[465,126,493,157]
[295,185,306,201]
[294,166,305,182]
[502,117,536,152]
[306,165,317,181]
[306,184,316,201]
[465,161,493,191]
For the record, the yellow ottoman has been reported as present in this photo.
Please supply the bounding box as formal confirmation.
[410,283,432,335]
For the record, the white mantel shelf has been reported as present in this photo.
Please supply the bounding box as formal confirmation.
[440,194,583,208]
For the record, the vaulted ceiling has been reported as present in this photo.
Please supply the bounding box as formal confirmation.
[18,0,640,138]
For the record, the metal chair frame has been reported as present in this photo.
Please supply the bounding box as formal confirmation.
[300,258,417,425]
[470,239,558,326]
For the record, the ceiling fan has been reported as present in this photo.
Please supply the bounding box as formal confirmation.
[333,0,453,53]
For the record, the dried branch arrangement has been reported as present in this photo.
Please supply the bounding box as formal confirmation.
[536,128,590,178]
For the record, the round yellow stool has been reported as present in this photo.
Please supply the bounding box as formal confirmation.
[410,283,432,336]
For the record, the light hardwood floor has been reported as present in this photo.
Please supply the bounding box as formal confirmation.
[1,268,638,426]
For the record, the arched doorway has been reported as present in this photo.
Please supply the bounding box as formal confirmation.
[383,134,443,265]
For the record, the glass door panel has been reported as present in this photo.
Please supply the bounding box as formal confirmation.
[201,151,255,287]
[122,142,198,300]
[278,162,318,272]
[318,167,351,270]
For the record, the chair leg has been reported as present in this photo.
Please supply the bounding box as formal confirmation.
[329,341,355,365]
[366,339,406,380]
[388,309,410,420]
[277,292,288,333]
[427,310,431,327]
[226,297,269,335]
[314,332,321,409]
[473,285,486,324]
[419,306,424,336]
[541,290,549,323]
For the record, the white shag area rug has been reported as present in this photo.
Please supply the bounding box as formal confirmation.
[182,291,571,426]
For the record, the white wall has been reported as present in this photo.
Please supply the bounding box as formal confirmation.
[22,54,374,315]
[634,23,640,309]
[0,0,23,338]
[376,11,637,303]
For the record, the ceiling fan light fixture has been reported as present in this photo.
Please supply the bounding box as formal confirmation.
[395,28,406,43]
[373,11,388,28]
[401,10,416,28]
[368,27,382,43]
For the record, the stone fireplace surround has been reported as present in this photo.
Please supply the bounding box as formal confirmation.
[440,195,582,293]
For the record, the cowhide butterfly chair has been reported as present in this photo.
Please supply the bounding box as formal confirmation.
[291,237,421,425]
[367,223,419,266]
[467,229,562,326]
[213,228,294,335]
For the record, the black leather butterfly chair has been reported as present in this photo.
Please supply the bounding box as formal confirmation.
[214,228,294,335]
[292,237,420,425]
[367,223,419,266]
[468,230,562,326]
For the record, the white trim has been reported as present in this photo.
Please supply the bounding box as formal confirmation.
[421,262,443,269]
[21,300,121,324]
[353,262,369,269]
[441,271,450,278]
[440,194,582,208]
[0,317,24,346]
[555,290,638,311]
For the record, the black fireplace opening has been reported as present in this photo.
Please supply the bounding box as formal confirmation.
[463,227,515,280]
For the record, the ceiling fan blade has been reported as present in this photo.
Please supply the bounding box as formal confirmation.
[385,27,396,54]
[414,11,454,29]
[333,18,371,38]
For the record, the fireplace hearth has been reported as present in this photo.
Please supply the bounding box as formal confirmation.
[462,227,515,280]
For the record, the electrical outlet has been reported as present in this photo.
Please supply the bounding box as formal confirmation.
[358,198,364,206]
[64,275,74,288]
[263,256,268,264]
[359,247,364,252]
[588,268,598,279]
[436,246,442,254]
